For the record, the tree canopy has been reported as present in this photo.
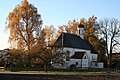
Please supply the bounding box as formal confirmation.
[6,0,43,50]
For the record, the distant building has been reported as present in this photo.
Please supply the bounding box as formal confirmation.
[52,24,103,69]
[112,53,120,59]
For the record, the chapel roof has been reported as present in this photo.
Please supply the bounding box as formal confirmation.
[53,32,90,50]
[53,32,97,54]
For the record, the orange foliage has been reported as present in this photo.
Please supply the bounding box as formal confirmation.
[6,0,43,50]
[65,19,79,34]
[43,25,56,46]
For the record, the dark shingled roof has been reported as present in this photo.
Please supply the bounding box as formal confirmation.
[53,32,97,54]
[86,40,98,54]
[53,32,90,50]
[70,52,85,59]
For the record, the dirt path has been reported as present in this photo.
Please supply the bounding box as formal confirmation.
[0,72,120,80]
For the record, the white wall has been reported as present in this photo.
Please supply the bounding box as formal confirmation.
[63,47,91,56]
[63,47,92,68]
[90,62,104,68]
[91,54,98,61]
[70,59,89,68]
[97,63,104,68]
[82,59,89,68]
[52,47,103,69]
[70,59,81,67]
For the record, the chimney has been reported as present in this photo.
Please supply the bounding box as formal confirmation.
[78,24,84,39]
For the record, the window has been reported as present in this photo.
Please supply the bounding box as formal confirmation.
[66,51,70,61]
[76,62,78,65]
[95,63,98,66]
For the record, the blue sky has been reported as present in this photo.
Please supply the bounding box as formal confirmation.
[0,0,120,49]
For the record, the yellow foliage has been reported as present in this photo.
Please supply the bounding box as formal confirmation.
[66,19,79,34]
[8,12,14,20]
[89,28,94,33]
[43,25,56,46]
[6,0,43,50]
[23,0,28,8]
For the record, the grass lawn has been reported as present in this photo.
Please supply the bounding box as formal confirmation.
[0,67,120,75]
[0,69,120,75]
[21,71,120,75]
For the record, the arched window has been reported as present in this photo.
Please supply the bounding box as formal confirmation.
[66,51,70,61]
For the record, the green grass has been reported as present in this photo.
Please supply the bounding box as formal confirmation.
[1,70,118,75]
[0,67,120,75]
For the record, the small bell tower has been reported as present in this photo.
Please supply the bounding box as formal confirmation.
[78,24,84,39]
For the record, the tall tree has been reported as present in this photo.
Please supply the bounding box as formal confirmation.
[5,0,46,67]
[80,17,106,62]
[80,16,105,53]
[99,18,120,66]
[6,0,43,50]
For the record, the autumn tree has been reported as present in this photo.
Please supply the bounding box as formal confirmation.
[6,0,43,50]
[99,18,120,66]
[43,25,56,46]
[5,0,51,68]
[80,16,97,39]
[80,17,106,58]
